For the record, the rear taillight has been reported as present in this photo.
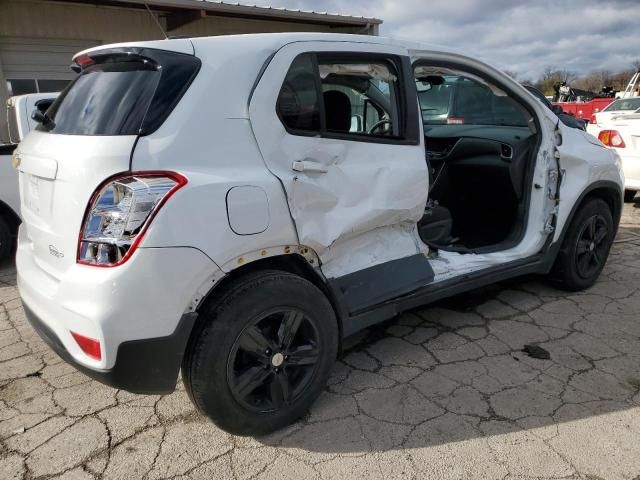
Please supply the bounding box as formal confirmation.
[77,171,187,267]
[598,130,626,148]
[447,117,464,124]
[71,331,101,360]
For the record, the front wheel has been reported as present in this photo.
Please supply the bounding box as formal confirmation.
[183,270,338,436]
[550,198,615,291]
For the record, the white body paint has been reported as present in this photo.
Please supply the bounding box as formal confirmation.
[13,33,622,372]
[1,93,59,221]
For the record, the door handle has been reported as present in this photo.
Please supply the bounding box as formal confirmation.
[292,159,328,174]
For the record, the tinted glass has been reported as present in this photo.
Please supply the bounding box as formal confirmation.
[277,54,321,132]
[43,49,201,136]
[45,62,159,135]
[417,75,529,127]
[37,79,71,93]
[7,79,37,96]
[417,83,453,123]
[319,60,400,137]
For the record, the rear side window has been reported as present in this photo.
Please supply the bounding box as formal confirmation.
[277,54,321,132]
[276,52,418,144]
[42,49,200,136]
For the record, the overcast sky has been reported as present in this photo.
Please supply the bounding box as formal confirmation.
[250,0,640,80]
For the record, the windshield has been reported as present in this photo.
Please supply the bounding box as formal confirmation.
[417,82,453,121]
[416,75,529,127]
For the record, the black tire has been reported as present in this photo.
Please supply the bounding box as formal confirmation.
[624,190,637,203]
[183,270,338,436]
[550,198,615,291]
[0,216,12,262]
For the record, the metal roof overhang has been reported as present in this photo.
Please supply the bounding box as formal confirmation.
[45,0,382,30]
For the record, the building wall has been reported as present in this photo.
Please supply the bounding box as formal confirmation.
[0,0,370,141]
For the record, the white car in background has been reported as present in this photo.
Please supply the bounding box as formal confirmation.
[0,93,58,260]
[587,97,640,136]
[592,114,640,202]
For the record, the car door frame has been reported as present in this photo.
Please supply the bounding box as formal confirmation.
[249,41,433,300]
[411,50,561,260]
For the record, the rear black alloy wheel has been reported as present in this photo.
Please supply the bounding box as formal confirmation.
[574,214,609,279]
[227,309,321,413]
[183,270,338,436]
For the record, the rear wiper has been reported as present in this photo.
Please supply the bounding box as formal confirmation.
[31,109,56,131]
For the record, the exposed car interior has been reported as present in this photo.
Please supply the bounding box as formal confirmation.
[277,55,401,139]
[276,57,539,254]
[415,69,538,252]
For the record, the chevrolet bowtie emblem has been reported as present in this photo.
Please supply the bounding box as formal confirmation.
[11,153,21,169]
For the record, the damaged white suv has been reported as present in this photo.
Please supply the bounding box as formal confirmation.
[15,34,623,435]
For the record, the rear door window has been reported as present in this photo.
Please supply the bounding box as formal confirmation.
[42,49,200,136]
[276,52,418,144]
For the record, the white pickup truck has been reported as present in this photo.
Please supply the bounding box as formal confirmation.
[1,93,58,260]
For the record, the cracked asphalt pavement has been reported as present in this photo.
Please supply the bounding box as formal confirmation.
[2,204,640,480]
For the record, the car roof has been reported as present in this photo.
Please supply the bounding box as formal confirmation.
[76,32,461,60]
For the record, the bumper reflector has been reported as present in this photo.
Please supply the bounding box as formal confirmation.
[70,331,102,361]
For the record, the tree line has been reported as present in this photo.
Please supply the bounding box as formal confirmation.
[504,60,640,97]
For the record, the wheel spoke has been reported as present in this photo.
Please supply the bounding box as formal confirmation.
[594,226,608,245]
[270,370,290,408]
[588,217,597,240]
[278,311,304,351]
[592,250,602,266]
[577,251,592,275]
[239,326,275,360]
[287,345,319,366]
[233,366,271,398]
[576,239,591,255]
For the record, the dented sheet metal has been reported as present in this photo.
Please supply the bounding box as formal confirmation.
[320,222,424,279]
[249,41,428,278]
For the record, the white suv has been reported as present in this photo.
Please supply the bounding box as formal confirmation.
[15,34,623,435]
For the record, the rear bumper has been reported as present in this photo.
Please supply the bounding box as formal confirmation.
[17,229,223,393]
[24,303,197,394]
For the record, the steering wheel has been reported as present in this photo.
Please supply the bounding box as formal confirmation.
[368,119,392,135]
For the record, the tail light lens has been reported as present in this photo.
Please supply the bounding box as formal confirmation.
[78,172,187,267]
[598,130,626,148]
[71,331,101,360]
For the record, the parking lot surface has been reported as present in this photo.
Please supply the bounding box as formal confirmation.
[1,204,640,480]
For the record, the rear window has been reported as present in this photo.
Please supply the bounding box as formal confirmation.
[42,49,200,136]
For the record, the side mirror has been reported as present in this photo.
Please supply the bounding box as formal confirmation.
[416,75,444,93]
[31,109,55,130]
[31,109,47,124]
[551,105,564,115]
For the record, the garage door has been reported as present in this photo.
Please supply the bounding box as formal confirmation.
[0,37,98,95]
